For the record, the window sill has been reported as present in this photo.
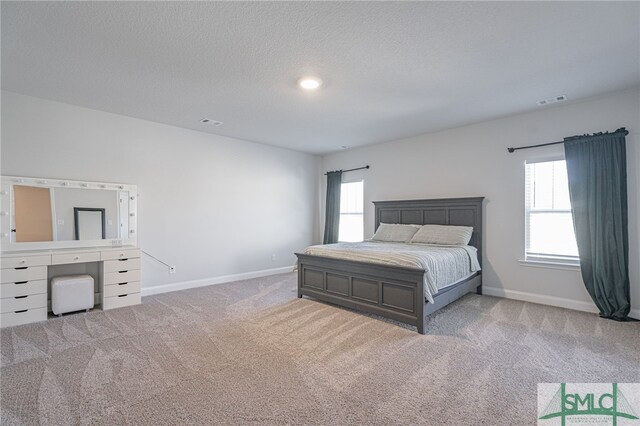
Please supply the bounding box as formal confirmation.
[518,259,581,271]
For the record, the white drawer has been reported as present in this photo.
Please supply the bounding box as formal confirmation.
[51,252,100,265]
[103,292,141,310]
[103,258,140,273]
[104,270,140,285]
[103,281,140,297]
[1,293,48,313]
[0,266,48,284]
[0,280,47,298]
[101,249,140,261]
[1,307,47,328]
[0,255,51,269]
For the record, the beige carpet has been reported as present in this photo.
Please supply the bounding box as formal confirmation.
[1,272,638,425]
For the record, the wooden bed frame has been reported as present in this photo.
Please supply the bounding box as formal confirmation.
[296,197,484,334]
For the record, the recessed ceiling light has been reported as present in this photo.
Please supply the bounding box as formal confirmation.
[297,77,323,90]
[200,118,223,126]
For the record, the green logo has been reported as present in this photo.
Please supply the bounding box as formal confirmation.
[539,383,639,426]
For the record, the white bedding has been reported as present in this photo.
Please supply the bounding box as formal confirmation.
[303,241,481,303]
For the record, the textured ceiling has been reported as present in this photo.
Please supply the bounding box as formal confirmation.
[2,2,639,154]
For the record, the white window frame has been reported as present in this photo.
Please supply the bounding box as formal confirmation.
[522,157,580,269]
[338,179,364,243]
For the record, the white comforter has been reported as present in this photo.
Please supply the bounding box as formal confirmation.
[303,241,481,303]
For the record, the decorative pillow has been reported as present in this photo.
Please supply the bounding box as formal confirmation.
[371,223,421,243]
[410,224,473,245]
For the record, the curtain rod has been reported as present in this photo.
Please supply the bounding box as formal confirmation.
[507,141,563,153]
[507,127,628,153]
[324,165,370,176]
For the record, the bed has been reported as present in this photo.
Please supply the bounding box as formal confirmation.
[295,197,484,334]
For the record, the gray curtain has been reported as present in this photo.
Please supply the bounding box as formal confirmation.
[564,128,630,320]
[323,171,343,244]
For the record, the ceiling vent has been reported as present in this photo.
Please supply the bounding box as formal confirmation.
[537,95,568,106]
[200,118,223,126]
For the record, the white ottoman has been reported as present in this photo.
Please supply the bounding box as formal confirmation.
[51,275,95,316]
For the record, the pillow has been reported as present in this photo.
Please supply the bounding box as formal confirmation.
[410,224,473,246]
[371,223,421,243]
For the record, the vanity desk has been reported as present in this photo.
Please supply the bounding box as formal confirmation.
[0,246,141,327]
[0,176,139,328]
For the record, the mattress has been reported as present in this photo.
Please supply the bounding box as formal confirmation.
[303,241,481,303]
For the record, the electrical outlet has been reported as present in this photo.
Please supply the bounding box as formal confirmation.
[169,266,176,274]
[271,254,277,261]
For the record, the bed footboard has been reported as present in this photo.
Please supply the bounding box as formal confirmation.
[296,253,428,332]
[296,253,482,334]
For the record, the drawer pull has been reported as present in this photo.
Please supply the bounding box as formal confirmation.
[118,271,128,274]
[74,256,80,261]
[14,309,28,314]
[118,282,128,286]
[14,295,27,299]
[14,281,28,285]
[117,294,128,297]
[15,267,27,270]
[118,258,129,262]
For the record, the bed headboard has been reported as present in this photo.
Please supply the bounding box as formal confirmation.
[373,197,485,265]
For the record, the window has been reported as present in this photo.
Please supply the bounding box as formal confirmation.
[525,159,579,263]
[338,181,363,242]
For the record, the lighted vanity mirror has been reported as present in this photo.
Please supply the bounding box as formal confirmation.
[1,176,137,251]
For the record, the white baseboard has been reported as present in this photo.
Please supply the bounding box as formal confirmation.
[483,286,639,320]
[140,266,294,297]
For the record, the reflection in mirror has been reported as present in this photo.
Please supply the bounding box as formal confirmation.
[14,185,54,242]
[10,185,128,243]
[1,176,137,251]
[74,208,105,240]
[51,188,120,241]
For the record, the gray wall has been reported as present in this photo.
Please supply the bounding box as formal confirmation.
[1,91,321,290]
[321,88,640,317]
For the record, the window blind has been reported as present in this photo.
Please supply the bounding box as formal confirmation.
[525,159,579,260]
[338,181,364,242]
